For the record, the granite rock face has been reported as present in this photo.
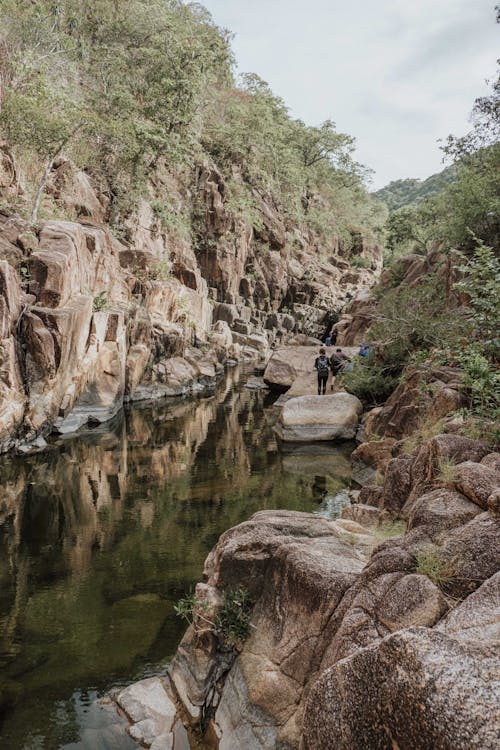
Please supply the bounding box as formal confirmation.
[301,627,500,750]
[169,510,369,749]
[0,152,382,451]
[168,426,499,749]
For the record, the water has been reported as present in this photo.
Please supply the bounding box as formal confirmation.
[0,366,354,749]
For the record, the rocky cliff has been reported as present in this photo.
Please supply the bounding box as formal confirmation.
[0,146,381,453]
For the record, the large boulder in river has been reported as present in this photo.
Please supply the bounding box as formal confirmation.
[274,393,363,442]
[263,346,322,392]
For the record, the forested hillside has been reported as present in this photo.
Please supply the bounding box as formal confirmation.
[374,165,457,213]
[0,0,384,252]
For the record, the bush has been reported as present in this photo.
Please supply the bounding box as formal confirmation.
[343,356,399,405]
[174,586,253,651]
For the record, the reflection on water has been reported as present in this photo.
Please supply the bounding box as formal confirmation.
[0,366,354,749]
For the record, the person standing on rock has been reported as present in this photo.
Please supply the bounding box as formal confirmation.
[330,348,351,390]
[314,347,331,395]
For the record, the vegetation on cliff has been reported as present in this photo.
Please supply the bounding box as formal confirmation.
[344,57,499,444]
[0,0,384,253]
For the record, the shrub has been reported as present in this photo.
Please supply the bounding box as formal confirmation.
[93,291,110,311]
[215,586,253,649]
[174,586,253,651]
[343,356,399,405]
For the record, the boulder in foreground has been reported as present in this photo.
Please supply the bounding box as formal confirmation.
[274,393,363,442]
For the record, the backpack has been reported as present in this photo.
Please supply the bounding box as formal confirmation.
[317,355,330,376]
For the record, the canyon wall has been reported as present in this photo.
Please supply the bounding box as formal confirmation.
[0,147,381,452]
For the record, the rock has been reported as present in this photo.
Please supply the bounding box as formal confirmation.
[273,393,363,442]
[436,512,500,599]
[487,489,500,515]
[407,435,490,505]
[378,454,413,511]
[115,677,177,747]
[321,569,447,666]
[405,488,481,536]
[452,461,500,509]
[351,438,396,485]
[363,367,466,440]
[302,628,500,750]
[481,452,500,473]
[169,510,367,748]
[437,571,500,645]
[341,504,389,526]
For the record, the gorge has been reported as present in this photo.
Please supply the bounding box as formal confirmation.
[0,1,499,749]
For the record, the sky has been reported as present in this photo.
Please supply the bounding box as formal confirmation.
[199,0,499,189]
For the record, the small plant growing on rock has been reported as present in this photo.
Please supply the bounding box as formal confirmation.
[174,586,253,651]
[415,546,456,589]
[215,586,253,650]
[93,291,110,312]
[435,458,457,489]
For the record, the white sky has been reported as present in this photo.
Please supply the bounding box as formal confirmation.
[200,0,499,189]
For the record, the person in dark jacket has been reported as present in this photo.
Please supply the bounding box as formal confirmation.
[314,347,331,395]
[330,348,351,390]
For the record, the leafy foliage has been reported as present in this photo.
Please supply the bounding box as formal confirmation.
[0,0,382,246]
[174,586,253,651]
[375,166,457,213]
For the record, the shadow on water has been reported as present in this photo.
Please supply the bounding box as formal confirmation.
[0,366,354,749]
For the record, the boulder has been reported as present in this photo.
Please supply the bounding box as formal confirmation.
[341,503,389,527]
[302,628,500,750]
[274,393,363,442]
[169,510,367,749]
[351,438,396,485]
[263,345,321,392]
[437,571,500,645]
[378,454,413,511]
[405,488,481,537]
[436,512,500,599]
[452,461,500,509]
[115,676,179,748]
[407,435,490,505]
[481,452,500,473]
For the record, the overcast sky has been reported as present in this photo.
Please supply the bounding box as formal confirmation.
[200,0,499,189]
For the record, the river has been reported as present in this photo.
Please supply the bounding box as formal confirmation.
[0,366,355,749]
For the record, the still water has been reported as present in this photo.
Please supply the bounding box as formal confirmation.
[0,366,354,749]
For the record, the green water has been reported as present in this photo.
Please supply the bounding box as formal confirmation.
[0,366,354,749]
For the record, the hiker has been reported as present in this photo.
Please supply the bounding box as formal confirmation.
[330,348,351,390]
[358,343,371,357]
[325,333,332,347]
[314,346,331,395]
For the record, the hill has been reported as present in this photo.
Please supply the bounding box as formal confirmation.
[374,164,457,212]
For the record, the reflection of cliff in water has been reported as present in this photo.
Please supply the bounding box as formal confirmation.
[0,367,353,749]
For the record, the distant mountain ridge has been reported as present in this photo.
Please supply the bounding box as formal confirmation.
[374,164,457,212]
